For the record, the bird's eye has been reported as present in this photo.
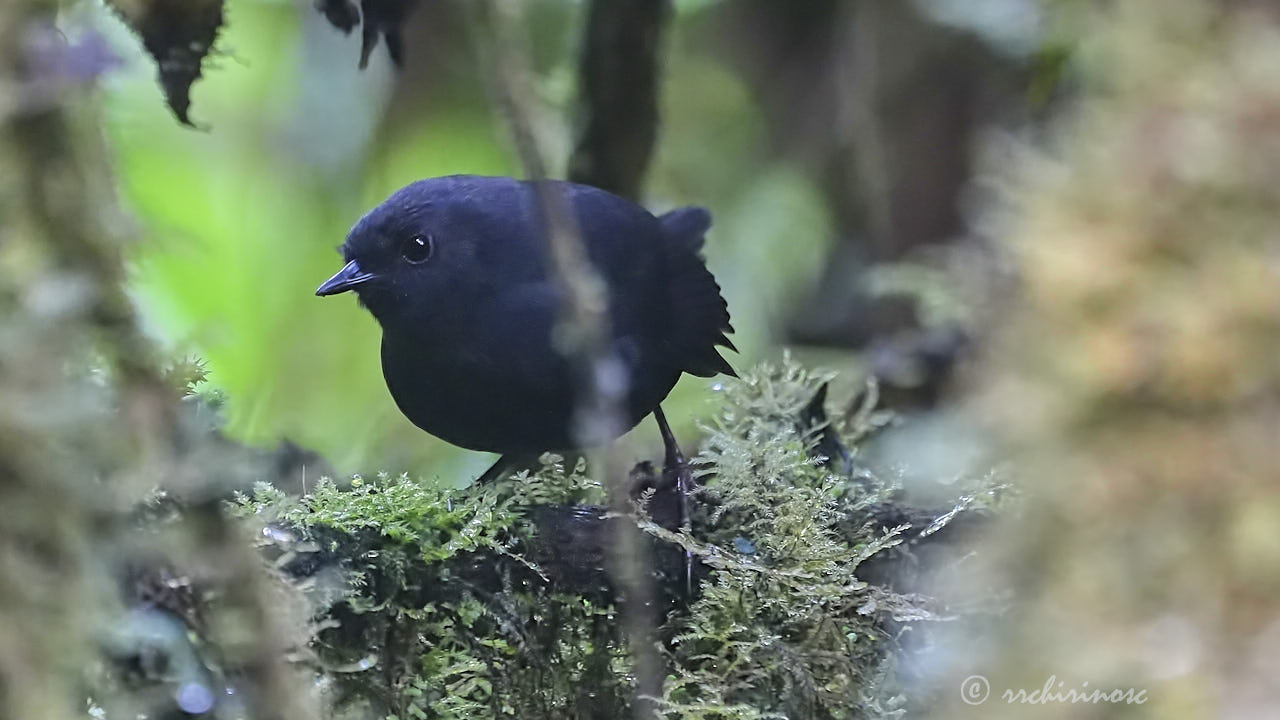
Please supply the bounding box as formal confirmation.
[401,234,434,264]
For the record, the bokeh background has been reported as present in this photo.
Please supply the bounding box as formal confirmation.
[4,0,1280,717]
[85,0,1033,482]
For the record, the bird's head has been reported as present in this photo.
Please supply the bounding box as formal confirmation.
[316,177,528,333]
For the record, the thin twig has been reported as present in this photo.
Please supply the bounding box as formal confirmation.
[474,2,665,716]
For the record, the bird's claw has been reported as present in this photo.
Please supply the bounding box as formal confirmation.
[655,406,695,595]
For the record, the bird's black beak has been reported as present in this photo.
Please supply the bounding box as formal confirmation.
[316,259,375,296]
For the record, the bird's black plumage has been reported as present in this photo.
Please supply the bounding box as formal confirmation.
[316,174,735,456]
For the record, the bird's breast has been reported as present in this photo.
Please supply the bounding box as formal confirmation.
[379,332,578,453]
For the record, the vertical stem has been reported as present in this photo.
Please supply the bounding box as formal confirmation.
[474,2,665,715]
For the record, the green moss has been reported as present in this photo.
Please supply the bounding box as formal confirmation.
[232,358,982,719]
[647,360,911,719]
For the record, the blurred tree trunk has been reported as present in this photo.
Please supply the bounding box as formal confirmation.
[711,0,1029,349]
[567,0,670,200]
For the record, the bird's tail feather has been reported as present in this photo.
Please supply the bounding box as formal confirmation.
[659,207,737,378]
[659,207,712,250]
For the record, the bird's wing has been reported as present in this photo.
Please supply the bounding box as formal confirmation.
[517,181,737,380]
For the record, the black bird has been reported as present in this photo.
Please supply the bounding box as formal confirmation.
[316,174,736,483]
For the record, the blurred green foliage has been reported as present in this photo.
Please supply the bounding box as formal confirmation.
[93,0,834,481]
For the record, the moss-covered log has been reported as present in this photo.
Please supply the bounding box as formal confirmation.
[108,362,996,720]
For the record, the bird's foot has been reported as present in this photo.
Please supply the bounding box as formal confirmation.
[654,406,695,594]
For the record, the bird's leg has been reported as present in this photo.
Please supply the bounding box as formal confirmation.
[476,452,579,486]
[654,405,694,593]
[476,454,528,485]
